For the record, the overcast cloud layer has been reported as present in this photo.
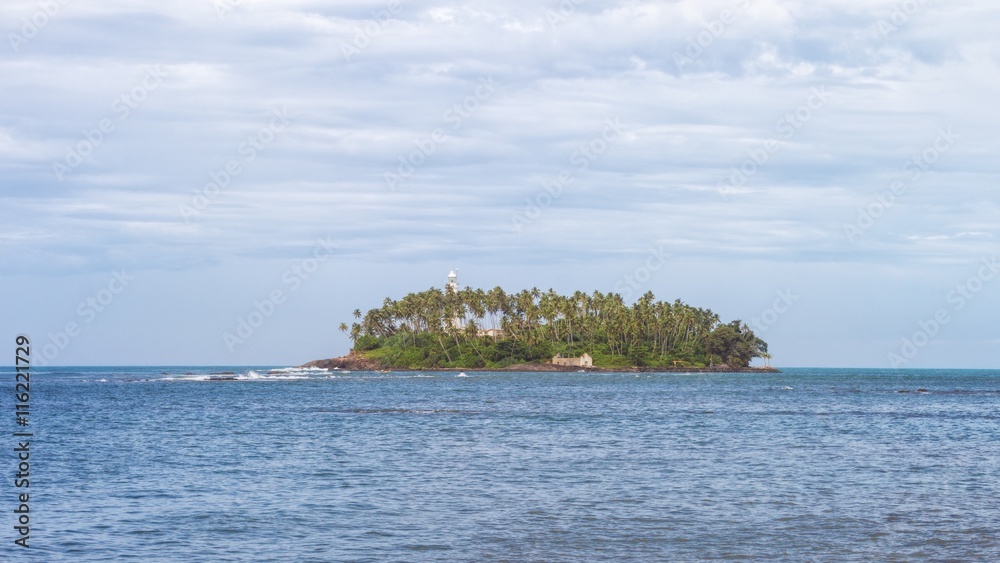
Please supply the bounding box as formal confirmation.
[2,0,998,367]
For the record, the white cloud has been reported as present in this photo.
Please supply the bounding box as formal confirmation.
[1,0,999,364]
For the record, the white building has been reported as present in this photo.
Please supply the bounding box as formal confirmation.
[552,353,593,368]
[446,269,464,329]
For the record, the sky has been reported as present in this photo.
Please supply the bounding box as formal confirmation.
[1,0,998,368]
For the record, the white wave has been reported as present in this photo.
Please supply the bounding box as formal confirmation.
[232,370,308,381]
[155,369,319,382]
[162,374,211,381]
[256,376,309,380]
[269,366,329,375]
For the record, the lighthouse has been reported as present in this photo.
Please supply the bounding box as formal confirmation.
[445,269,463,329]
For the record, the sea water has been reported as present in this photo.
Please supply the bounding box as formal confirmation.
[2,367,998,561]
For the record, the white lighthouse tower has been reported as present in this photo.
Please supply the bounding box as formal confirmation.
[445,269,464,329]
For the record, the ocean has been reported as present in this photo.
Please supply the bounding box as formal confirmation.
[3,366,999,561]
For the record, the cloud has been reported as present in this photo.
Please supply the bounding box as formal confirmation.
[1,0,998,365]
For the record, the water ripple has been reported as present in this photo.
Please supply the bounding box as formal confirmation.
[2,367,998,561]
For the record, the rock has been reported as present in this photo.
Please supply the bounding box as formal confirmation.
[301,353,781,374]
[303,351,384,371]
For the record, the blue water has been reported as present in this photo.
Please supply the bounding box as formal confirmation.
[3,366,999,561]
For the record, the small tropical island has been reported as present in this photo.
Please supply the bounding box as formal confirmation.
[306,271,778,373]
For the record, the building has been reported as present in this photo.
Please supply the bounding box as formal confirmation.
[445,269,464,329]
[551,353,593,368]
[478,328,503,339]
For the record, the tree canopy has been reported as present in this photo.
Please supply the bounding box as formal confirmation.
[345,286,767,369]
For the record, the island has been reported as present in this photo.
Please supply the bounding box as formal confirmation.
[306,271,778,373]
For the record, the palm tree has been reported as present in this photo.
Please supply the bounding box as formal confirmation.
[345,282,769,368]
[349,323,361,347]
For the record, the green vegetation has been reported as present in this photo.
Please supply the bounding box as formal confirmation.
[343,286,768,370]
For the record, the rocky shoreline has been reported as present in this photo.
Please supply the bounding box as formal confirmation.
[303,352,780,374]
